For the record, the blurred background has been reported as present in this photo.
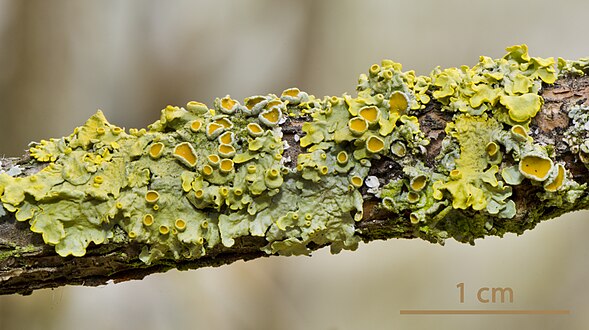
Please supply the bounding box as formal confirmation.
[1,0,589,329]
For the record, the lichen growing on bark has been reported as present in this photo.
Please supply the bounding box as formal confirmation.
[1,44,588,264]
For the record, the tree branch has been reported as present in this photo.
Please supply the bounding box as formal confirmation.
[1,49,589,295]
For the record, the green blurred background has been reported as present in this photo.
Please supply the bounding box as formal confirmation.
[1,0,589,329]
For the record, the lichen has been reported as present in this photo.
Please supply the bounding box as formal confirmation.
[564,104,589,165]
[0,44,585,262]
[557,57,589,76]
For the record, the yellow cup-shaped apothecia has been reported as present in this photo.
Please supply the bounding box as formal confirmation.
[207,154,220,166]
[244,95,267,114]
[545,164,565,192]
[145,190,160,204]
[282,87,300,98]
[247,123,264,137]
[407,191,420,203]
[202,164,214,176]
[450,169,462,180]
[410,175,428,192]
[259,107,282,127]
[159,225,170,235]
[218,144,236,158]
[336,151,349,165]
[218,131,234,145]
[366,136,385,153]
[348,117,368,136]
[143,214,154,226]
[186,100,208,114]
[389,91,409,114]
[149,142,164,159]
[220,159,234,173]
[190,119,203,132]
[510,125,528,142]
[350,175,363,188]
[266,168,279,179]
[215,117,233,129]
[519,154,553,181]
[358,106,380,125]
[173,142,198,167]
[206,122,224,139]
[486,142,499,157]
[195,189,205,199]
[219,95,238,114]
[175,219,186,231]
[410,212,420,224]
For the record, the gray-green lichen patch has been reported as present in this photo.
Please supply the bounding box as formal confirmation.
[0,44,586,263]
[0,92,366,263]
[375,45,586,242]
[558,57,589,76]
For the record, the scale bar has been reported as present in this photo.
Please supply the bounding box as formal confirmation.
[400,310,570,315]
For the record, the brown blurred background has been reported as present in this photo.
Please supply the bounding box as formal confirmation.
[1,0,589,329]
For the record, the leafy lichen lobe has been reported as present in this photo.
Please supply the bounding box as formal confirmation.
[1,44,588,262]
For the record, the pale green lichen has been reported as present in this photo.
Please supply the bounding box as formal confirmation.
[564,104,589,165]
[377,44,576,240]
[557,57,589,76]
[0,44,586,262]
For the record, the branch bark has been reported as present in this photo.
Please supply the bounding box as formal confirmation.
[1,73,588,296]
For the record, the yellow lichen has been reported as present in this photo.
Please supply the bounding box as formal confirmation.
[336,151,349,165]
[545,164,565,192]
[407,191,420,203]
[202,164,214,176]
[348,117,368,136]
[149,142,164,159]
[358,106,380,125]
[519,154,553,181]
[173,142,198,167]
[206,122,224,138]
[0,44,568,263]
[247,164,257,174]
[409,212,420,224]
[350,175,363,188]
[195,189,205,199]
[259,107,282,127]
[145,190,160,203]
[219,159,234,173]
[190,120,203,132]
[410,175,427,192]
[500,93,543,123]
[143,214,154,226]
[159,225,170,235]
[510,125,528,141]
[437,114,502,210]
[186,101,208,113]
[218,144,236,158]
[247,123,264,137]
[366,136,385,153]
[485,142,499,157]
[390,141,406,157]
[207,154,220,166]
[215,117,233,129]
[219,95,238,114]
[389,91,409,115]
[218,132,234,145]
[244,96,267,114]
[175,219,186,231]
